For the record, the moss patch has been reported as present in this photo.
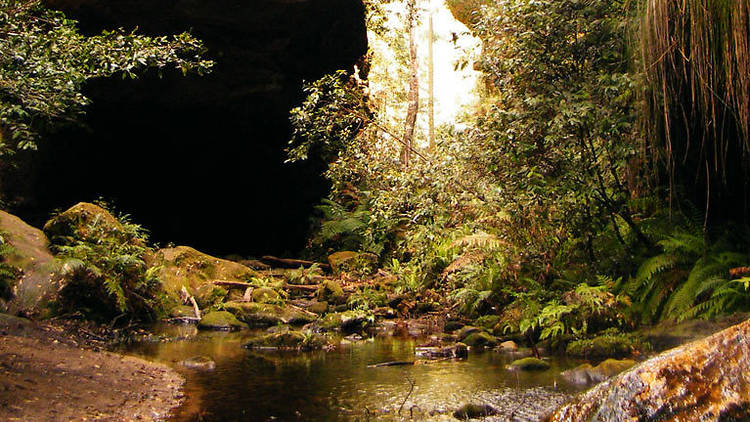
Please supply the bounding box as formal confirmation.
[198,311,247,331]
[509,357,550,371]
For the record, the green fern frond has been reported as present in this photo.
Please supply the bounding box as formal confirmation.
[451,232,505,251]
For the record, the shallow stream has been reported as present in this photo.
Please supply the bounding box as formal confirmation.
[123,325,585,421]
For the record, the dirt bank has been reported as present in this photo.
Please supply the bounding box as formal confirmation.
[0,316,183,421]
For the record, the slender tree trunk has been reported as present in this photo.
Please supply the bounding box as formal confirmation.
[401,0,419,167]
[427,11,435,152]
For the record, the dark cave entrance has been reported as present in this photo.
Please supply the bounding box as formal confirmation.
[9,0,368,257]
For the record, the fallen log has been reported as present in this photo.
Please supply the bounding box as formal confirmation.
[283,283,319,292]
[261,255,330,270]
[369,361,415,368]
[212,280,254,289]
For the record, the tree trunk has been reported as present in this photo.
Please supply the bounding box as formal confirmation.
[401,0,419,167]
[427,11,435,152]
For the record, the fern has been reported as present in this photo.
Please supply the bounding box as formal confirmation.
[450,232,506,251]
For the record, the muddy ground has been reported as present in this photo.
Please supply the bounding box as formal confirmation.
[0,316,183,421]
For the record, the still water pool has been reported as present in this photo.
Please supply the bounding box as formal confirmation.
[123,325,584,421]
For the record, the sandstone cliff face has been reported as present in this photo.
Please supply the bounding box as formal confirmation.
[547,318,750,421]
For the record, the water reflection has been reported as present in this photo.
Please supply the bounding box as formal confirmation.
[123,325,580,421]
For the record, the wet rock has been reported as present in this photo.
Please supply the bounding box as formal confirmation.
[251,287,281,304]
[223,301,317,326]
[198,311,247,331]
[318,310,372,334]
[316,280,346,304]
[415,342,468,359]
[453,403,498,419]
[498,340,518,351]
[169,305,198,318]
[179,355,215,371]
[243,330,327,351]
[561,359,636,386]
[462,331,498,348]
[508,357,550,371]
[547,318,750,422]
[456,325,481,341]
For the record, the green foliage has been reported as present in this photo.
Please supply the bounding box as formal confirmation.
[51,203,165,321]
[347,287,387,311]
[0,230,20,300]
[310,199,371,253]
[286,70,370,163]
[623,225,750,323]
[0,0,212,155]
[566,329,649,358]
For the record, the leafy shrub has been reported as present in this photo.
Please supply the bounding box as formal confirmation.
[0,231,20,301]
[50,203,166,321]
[566,330,649,358]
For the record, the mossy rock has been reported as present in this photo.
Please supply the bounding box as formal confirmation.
[307,300,328,314]
[194,284,228,309]
[169,305,198,318]
[149,246,258,302]
[198,311,247,331]
[455,325,481,341]
[0,312,31,327]
[243,331,328,350]
[0,211,59,316]
[462,331,498,348]
[327,251,359,273]
[508,357,551,371]
[318,310,372,333]
[453,403,498,419]
[252,287,281,304]
[566,332,647,358]
[43,202,126,245]
[223,301,317,326]
[316,280,346,304]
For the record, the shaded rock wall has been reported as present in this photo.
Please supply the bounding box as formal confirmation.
[10,0,368,257]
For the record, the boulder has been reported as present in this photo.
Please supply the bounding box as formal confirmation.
[318,310,372,334]
[498,340,518,351]
[43,202,126,245]
[508,357,550,371]
[415,343,468,359]
[243,331,327,351]
[222,301,316,326]
[453,403,498,419]
[561,359,636,386]
[198,311,247,331]
[168,305,198,319]
[251,287,281,304]
[316,280,346,304]
[547,318,750,422]
[462,331,498,348]
[0,210,60,316]
[455,325,481,341]
[179,356,216,371]
[149,246,257,301]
